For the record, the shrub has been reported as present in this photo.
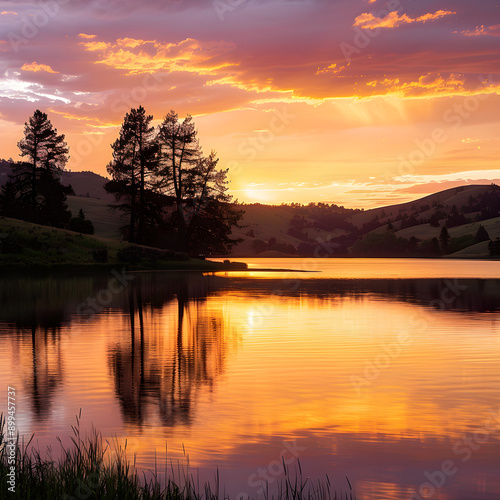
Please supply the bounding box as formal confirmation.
[92,248,108,263]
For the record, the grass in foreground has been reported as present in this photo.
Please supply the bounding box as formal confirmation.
[0,413,355,500]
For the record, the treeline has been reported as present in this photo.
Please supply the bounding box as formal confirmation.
[104,107,242,254]
[350,224,492,257]
[0,108,243,255]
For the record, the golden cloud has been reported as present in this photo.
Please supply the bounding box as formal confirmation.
[80,41,112,52]
[459,24,500,37]
[117,37,154,48]
[81,37,236,76]
[364,73,500,99]
[1,11,17,15]
[354,9,456,29]
[316,63,346,76]
[48,109,116,128]
[78,33,97,39]
[21,62,59,74]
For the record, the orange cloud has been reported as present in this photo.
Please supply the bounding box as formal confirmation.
[48,109,116,128]
[459,24,500,36]
[21,62,59,73]
[1,11,17,15]
[354,9,456,29]
[81,37,235,76]
[78,33,97,39]
[117,37,154,48]
[80,41,111,52]
[316,63,346,76]
[364,73,500,98]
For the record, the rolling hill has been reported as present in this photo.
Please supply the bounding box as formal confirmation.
[1,159,499,259]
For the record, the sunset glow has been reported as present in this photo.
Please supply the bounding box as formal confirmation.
[0,0,499,207]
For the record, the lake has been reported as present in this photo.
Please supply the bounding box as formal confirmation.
[1,259,499,499]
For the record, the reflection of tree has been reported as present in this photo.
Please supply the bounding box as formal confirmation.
[0,275,108,420]
[108,275,228,426]
[12,325,64,419]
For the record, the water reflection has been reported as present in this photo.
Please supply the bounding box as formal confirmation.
[108,276,228,426]
[0,265,499,500]
[11,326,64,419]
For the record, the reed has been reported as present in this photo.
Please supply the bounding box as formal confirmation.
[0,413,355,500]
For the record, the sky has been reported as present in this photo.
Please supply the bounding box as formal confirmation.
[0,0,499,208]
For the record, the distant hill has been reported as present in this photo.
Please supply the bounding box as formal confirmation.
[61,171,114,201]
[228,184,500,259]
[0,161,113,201]
[1,158,499,258]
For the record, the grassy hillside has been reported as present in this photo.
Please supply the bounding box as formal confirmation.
[229,203,350,257]
[0,217,246,271]
[67,196,124,239]
[349,185,492,228]
[10,185,500,260]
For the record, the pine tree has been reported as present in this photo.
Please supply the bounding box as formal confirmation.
[0,181,21,218]
[14,109,68,211]
[156,111,243,253]
[156,111,200,247]
[474,225,490,243]
[105,106,157,244]
[7,110,71,226]
[439,226,450,252]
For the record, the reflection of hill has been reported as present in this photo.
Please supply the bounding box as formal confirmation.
[107,274,229,426]
[220,277,500,312]
[0,275,109,329]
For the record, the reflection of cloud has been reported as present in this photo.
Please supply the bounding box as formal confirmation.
[354,10,455,30]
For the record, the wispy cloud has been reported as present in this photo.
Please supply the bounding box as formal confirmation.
[354,9,456,30]
[459,24,500,37]
[21,62,59,74]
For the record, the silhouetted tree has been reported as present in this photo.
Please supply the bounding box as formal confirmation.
[0,180,21,218]
[69,209,94,235]
[474,225,490,243]
[105,106,157,244]
[13,110,69,211]
[439,226,450,252]
[488,238,500,256]
[419,237,441,256]
[156,111,242,253]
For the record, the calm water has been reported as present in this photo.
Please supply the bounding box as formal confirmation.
[1,259,499,499]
